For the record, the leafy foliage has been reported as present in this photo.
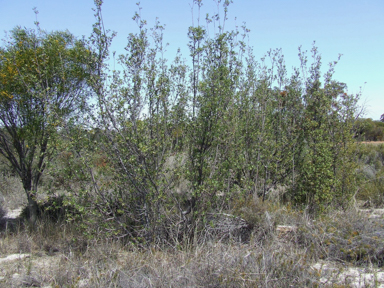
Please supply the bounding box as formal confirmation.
[355,118,384,141]
[0,25,91,224]
[72,0,362,243]
[0,1,362,241]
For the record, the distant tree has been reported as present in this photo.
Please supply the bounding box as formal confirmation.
[381,114,384,123]
[0,26,90,225]
[354,118,384,141]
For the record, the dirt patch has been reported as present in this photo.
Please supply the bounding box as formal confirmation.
[0,254,30,263]
[359,141,384,145]
[0,252,64,287]
[4,207,23,219]
[312,261,384,288]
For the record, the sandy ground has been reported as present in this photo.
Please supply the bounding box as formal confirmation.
[359,141,384,145]
[4,207,23,219]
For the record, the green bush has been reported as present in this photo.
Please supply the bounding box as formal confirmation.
[355,144,384,206]
[20,195,78,223]
[355,118,384,141]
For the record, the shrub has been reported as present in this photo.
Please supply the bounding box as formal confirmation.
[20,195,78,223]
[356,144,384,206]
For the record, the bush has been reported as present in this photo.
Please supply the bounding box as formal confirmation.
[356,144,384,206]
[20,195,78,223]
[355,118,384,141]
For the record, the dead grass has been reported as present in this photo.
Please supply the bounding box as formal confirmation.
[0,229,316,287]
[1,192,384,287]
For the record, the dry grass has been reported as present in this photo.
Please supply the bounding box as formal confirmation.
[2,200,384,287]
[1,169,384,287]
[298,209,384,267]
[0,224,315,287]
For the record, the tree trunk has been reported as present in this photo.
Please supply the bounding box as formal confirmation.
[27,192,38,228]
[24,177,39,228]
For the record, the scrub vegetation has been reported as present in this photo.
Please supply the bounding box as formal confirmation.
[0,0,383,286]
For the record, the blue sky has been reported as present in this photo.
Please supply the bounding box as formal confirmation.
[1,0,383,119]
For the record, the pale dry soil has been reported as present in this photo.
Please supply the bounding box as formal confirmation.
[312,261,384,288]
[360,141,384,146]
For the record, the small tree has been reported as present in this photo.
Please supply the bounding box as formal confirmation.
[0,26,90,225]
[85,1,189,242]
[293,45,359,213]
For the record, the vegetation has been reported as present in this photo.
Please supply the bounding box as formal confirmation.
[355,118,384,141]
[76,0,361,242]
[355,143,384,206]
[1,0,383,287]
[0,0,363,240]
[0,24,91,225]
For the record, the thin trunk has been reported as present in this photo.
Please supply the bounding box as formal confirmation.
[23,176,38,227]
[27,191,38,228]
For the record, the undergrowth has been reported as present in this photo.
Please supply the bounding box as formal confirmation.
[1,197,384,287]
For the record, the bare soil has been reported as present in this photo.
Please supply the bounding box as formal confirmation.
[359,141,384,145]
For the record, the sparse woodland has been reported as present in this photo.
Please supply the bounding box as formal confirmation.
[1,1,384,287]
